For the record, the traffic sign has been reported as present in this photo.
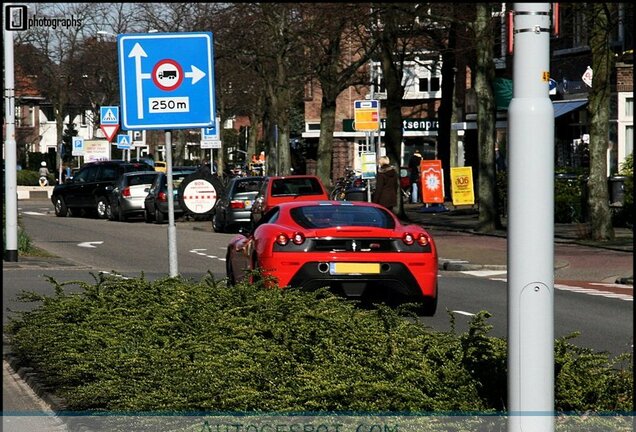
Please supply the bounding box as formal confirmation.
[118,32,216,130]
[72,136,84,156]
[117,134,132,150]
[202,116,220,140]
[100,106,119,125]
[354,100,380,132]
[100,125,120,142]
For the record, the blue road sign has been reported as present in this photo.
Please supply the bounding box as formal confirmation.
[354,100,379,109]
[100,106,119,125]
[117,134,132,149]
[202,117,220,139]
[72,136,84,156]
[118,32,215,130]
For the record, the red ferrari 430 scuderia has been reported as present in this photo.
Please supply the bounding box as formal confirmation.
[225,200,439,315]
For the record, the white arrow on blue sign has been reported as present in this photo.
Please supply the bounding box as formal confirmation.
[118,32,216,130]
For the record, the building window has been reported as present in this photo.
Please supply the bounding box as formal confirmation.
[626,126,633,157]
[625,97,633,117]
[419,78,429,92]
[430,77,440,92]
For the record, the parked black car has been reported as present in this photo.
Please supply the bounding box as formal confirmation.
[143,167,198,224]
[51,160,154,218]
[212,176,264,233]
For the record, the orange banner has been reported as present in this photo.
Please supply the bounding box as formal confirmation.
[419,160,444,204]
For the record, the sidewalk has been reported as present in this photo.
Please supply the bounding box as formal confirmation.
[402,202,633,286]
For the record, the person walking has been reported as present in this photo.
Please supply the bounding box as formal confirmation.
[407,149,422,203]
[372,156,399,213]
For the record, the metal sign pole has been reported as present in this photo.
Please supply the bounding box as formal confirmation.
[3,16,18,261]
[165,130,178,277]
[508,3,554,431]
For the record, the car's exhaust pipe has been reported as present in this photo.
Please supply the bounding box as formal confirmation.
[318,262,329,273]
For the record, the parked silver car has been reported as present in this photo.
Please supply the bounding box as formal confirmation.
[212,176,264,232]
[108,171,159,222]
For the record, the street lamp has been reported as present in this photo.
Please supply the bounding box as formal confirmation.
[96,30,117,41]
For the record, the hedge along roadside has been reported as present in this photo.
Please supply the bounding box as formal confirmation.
[4,273,633,413]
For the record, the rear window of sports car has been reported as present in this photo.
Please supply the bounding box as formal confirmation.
[290,205,395,229]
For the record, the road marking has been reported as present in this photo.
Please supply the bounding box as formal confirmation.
[22,211,47,216]
[464,272,633,301]
[450,310,476,317]
[461,270,508,277]
[190,248,224,261]
[99,271,130,280]
[78,241,103,248]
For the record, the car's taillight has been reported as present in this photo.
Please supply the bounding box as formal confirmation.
[275,232,306,246]
[291,232,305,245]
[158,191,167,202]
[353,178,363,187]
[275,233,289,246]
[230,200,245,209]
[417,233,430,246]
[121,186,131,198]
[402,232,415,245]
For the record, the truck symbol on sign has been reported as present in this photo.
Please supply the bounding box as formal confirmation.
[159,70,177,79]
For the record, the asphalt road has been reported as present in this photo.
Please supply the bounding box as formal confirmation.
[6,199,632,357]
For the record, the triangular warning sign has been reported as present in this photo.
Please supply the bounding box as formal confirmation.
[103,109,117,122]
[100,124,119,142]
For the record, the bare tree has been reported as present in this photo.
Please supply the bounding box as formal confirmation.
[472,3,501,232]
[585,3,616,241]
[15,3,102,180]
[218,3,306,176]
[298,3,376,187]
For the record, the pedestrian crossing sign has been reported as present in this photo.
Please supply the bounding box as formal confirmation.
[117,134,132,149]
[100,106,119,125]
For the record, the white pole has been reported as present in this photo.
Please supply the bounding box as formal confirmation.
[165,131,178,277]
[508,4,554,431]
[3,8,18,261]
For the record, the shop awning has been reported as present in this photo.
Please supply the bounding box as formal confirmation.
[553,99,587,117]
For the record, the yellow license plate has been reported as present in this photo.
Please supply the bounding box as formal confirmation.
[330,263,380,275]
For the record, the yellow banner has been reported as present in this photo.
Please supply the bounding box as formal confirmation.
[450,167,475,206]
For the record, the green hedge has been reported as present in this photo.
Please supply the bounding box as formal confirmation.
[17,169,55,186]
[5,274,632,413]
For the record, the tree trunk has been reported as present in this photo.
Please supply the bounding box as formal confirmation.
[437,21,457,201]
[379,39,406,217]
[317,93,337,188]
[586,3,615,240]
[474,3,501,232]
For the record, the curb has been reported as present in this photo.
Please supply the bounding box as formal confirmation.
[3,338,68,412]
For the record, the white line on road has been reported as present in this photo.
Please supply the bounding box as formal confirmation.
[450,310,476,317]
[461,270,508,277]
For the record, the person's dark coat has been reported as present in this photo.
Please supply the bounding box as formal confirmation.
[408,152,422,184]
[372,164,399,210]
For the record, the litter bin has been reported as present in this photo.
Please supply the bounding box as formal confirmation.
[608,175,627,206]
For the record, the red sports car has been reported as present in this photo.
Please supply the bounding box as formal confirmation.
[225,200,439,315]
